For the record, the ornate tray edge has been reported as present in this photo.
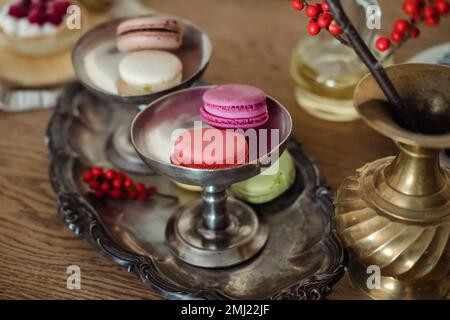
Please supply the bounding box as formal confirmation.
[46,82,347,300]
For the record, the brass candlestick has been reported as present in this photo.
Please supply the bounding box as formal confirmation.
[335,64,450,300]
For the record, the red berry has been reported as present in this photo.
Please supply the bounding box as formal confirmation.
[391,31,404,43]
[317,13,333,28]
[109,189,122,199]
[91,167,103,177]
[436,0,450,15]
[112,178,123,189]
[409,26,421,38]
[149,185,158,193]
[305,5,320,18]
[394,19,410,33]
[94,190,105,198]
[136,183,146,193]
[48,0,71,15]
[48,13,63,25]
[139,193,149,202]
[403,0,419,16]
[376,37,391,52]
[321,1,330,12]
[292,0,304,11]
[328,21,342,36]
[89,180,101,190]
[424,15,439,26]
[308,20,321,36]
[28,8,46,25]
[30,1,45,11]
[8,4,27,18]
[83,171,94,183]
[100,182,110,192]
[104,169,116,180]
[124,178,134,189]
[116,172,126,180]
[129,190,139,200]
[423,6,437,17]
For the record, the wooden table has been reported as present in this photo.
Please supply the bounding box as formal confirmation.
[0,0,449,300]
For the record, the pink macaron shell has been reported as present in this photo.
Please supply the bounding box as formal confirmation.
[117,33,181,52]
[202,84,267,118]
[117,16,182,35]
[200,106,269,129]
[117,16,183,52]
[170,128,248,169]
[203,101,267,119]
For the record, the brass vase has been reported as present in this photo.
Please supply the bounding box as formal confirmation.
[335,64,450,300]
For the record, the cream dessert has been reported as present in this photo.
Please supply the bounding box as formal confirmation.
[0,0,79,56]
[0,0,70,36]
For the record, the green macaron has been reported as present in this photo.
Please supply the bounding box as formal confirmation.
[231,151,296,204]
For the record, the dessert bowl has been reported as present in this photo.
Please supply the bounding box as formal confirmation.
[72,15,212,105]
[131,86,292,186]
[71,14,212,173]
[131,86,292,268]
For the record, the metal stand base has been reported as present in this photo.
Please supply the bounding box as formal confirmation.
[166,197,268,268]
[105,124,151,174]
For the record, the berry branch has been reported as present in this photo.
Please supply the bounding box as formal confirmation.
[288,0,449,130]
[291,0,449,61]
[325,0,418,130]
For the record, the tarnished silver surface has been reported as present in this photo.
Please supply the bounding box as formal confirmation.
[47,83,346,299]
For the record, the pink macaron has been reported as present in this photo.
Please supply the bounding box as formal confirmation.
[170,128,248,169]
[200,84,269,129]
[117,16,184,52]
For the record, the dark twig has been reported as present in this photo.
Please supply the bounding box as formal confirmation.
[326,0,417,130]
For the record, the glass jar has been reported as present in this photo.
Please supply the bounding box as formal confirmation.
[290,0,389,121]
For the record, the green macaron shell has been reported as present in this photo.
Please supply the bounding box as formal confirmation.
[231,151,296,204]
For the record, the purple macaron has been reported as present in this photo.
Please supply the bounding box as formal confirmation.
[200,84,269,129]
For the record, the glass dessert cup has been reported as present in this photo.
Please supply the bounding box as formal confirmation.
[335,63,450,299]
[0,1,83,57]
[131,86,293,268]
[71,16,212,173]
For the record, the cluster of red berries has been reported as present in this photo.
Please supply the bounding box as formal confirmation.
[375,0,449,52]
[82,167,158,202]
[8,0,71,26]
[291,0,343,36]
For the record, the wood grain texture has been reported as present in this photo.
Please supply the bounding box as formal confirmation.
[0,0,449,300]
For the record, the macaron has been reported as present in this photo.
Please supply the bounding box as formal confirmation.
[117,50,183,95]
[231,151,296,204]
[170,128,248,169]
[117,16,184,52]
[172,181,202,192]
[200,84,269,129]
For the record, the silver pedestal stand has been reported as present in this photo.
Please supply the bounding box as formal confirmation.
[132,86,292,268]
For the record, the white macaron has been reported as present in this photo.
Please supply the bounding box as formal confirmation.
[118,50,183,95]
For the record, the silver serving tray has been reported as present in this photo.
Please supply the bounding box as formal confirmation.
[47,83,346,300]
